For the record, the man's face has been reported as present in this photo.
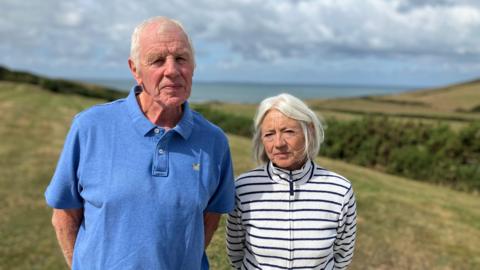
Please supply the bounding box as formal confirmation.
[129,23,194,109]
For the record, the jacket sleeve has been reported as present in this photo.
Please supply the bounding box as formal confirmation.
[226,195,245,269]
[334,185,357,269]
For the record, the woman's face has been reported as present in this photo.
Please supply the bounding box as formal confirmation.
[261,109,306,171]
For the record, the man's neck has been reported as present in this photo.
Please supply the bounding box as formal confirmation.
[137,94,183,130]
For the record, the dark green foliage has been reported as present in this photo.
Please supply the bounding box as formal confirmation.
[193,104,253,137]
[322,117,480,192]
[0,65,40,84]
[192,104,479,191]
[472,105,480,112]
[4,63,476,191]
[0,65,125,101]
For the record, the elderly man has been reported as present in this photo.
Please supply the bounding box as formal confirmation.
[45,16,235,269]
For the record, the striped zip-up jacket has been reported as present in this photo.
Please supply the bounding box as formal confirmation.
[227,160,357,270]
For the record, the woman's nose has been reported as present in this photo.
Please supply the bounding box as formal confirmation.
[273,134,286,148]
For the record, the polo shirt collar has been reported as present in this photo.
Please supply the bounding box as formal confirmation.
[127,86,155,136]
[267,159,314,186]
[173,101,193,140]
[126,85,194,139]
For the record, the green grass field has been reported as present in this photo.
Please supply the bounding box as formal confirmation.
[1,81,479,269]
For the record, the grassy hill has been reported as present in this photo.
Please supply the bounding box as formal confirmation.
[0,65,125,101]
[379,79,480,112]
[1,81,479,269]
[308,80,480,128]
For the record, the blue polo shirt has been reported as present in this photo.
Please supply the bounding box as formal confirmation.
[45,86,235,270]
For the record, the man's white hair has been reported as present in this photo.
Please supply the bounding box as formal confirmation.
[252,93,325,166]
[129,16,196,68]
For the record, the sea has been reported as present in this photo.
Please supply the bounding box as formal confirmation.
[85,79,419,104]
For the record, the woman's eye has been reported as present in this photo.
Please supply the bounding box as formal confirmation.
[263,133,274,140]
[283,129,297,138]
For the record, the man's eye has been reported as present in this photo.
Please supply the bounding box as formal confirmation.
[176,56,187,63]
[147,57,165,65]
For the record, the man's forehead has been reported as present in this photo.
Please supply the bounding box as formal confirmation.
[145,46,191,58]
[143,21,186,39]
[141,24,190,47]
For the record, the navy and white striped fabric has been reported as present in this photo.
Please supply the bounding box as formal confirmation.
[227,160,357,270]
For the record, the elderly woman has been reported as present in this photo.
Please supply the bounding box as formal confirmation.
[227,93,357,270]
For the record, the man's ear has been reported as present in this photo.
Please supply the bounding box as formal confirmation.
[128,58,141,84]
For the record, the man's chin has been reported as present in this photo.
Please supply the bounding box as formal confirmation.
[156,97,188,108]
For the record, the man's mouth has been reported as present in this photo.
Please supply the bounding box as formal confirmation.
[162,84,183,89]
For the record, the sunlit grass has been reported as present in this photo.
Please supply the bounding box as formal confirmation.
[1,81,479,270]
[206,136,480,270]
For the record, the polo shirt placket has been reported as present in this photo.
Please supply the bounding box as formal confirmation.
[152,127,169,177]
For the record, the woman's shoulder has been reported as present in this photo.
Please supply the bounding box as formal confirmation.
[310,163,353,190]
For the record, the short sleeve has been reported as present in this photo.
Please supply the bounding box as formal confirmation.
[205,138,235,213]
[45,118,84,209]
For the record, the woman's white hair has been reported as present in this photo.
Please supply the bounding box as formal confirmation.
[130,16,196,68]
[253,93,324,165]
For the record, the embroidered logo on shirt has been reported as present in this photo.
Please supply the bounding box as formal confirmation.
[192,163,200,171]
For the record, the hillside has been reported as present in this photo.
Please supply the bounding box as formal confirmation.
[380,79,480,112]
[308,79,480,124]
[0,65,125,101]
[203,79,480,129]
[209,135,480,270]
[0,81,479,269]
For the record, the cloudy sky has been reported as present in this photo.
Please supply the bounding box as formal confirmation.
[1,0,480,87]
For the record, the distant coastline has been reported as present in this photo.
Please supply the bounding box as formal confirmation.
[84,78,419,103]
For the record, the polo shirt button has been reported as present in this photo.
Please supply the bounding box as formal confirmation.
[154,128,160,134]
[158,149,164,154]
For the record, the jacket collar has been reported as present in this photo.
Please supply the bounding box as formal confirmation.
[266,159,314,186]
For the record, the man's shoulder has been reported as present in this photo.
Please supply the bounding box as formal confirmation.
[190,109,227,138]
[74,97,127,125]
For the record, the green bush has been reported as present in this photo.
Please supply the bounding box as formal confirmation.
[193,104,252,137]
[193,105,479,191]
[321,117,479,192]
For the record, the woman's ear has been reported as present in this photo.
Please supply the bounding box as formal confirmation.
[308,123,315,135]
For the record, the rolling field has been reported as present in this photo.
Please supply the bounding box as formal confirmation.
[308,80,480,127]
[0,81,479,269]
[198,79,480,130]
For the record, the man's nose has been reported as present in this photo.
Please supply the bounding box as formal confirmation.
[164,58,179,77]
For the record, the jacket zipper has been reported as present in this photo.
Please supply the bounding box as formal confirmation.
[289,170,294,269]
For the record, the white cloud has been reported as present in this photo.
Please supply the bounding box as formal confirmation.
[0,0,479,84]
